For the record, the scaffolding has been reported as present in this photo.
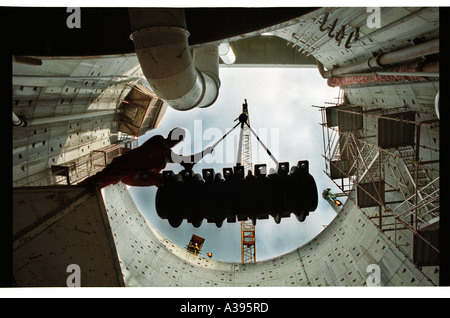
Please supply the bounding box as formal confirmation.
[319,101,439,267]
[13,138,138,187]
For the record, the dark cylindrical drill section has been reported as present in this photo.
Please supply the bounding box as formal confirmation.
[155,161,318,228]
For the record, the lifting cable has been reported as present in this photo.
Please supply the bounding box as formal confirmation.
[199,110,279,169]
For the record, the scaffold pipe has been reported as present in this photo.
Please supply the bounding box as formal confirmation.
[322,38,439,78]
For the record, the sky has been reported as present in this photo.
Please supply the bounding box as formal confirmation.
[128,65,344,263]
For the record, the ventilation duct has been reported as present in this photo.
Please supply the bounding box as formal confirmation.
[129,8,221,111]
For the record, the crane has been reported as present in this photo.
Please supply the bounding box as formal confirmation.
[156,99,318,263]
[239,100,256,264]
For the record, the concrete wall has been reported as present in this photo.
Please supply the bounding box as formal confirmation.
[13,186,124,287]
[273,7,438,70]
[11,7,439,288]
[12,55,142,184]
[103,182,437,286]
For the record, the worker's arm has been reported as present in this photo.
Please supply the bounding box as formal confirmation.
[169,146,213,165]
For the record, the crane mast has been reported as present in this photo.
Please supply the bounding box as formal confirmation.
[240,100,256,264]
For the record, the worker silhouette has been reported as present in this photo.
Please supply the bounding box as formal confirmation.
[194,243,200,255]
[81,127,213,188]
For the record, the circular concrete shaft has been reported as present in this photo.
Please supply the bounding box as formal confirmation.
[103,182,436,286]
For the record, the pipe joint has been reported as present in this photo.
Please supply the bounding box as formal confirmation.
[130,26,190,49]
[130,10,221,111]
[12,112,27,127]
[367,55,381,69]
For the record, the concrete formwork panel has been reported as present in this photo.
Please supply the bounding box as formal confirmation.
[102,182,437,287]
[13,186,124,287]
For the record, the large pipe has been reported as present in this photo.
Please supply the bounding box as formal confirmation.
[192,45,221,108]
[323,38,439,78]
[12,112,26,127]
[378,39,439,65]
[129,8,220,111]
[218,42,236,65]
[373,72,438,77]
